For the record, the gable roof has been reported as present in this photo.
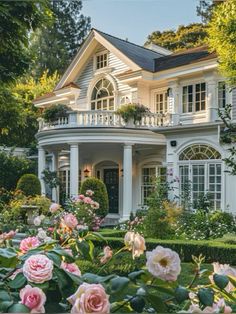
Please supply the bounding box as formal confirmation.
[154,46,217,72]
[95,29,165,72]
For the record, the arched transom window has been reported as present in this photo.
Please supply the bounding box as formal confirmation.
[179,144,222,210]
[91,78,114,110]
[179,144,221,161]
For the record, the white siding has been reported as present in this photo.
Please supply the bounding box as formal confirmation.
[75,44,132,110]
[232,88,236,121]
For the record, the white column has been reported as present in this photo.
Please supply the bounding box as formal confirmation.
[168,80,180,125]
[38,146,46,196]
[206,79,218,122]
[51,151,59,202]
[122,144,133,220]
[70,144,79,197]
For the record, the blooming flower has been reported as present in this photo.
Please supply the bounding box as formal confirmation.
[100,246,113,264]
[83,197,92,204]
[63,213,78,229]
[50,203,60,213]
[124,231,146,259]
[183,299,232,314]
[23,254,53,284]
[91,201,99,209]
[37,228,47,241]
[210,262,236,292]
[20,237,40,254]
[67,283,110,314]
[33,216,41,227]
[20,285,46,313]
[0,230,16,243]
[86,190,94,196]
[61,262,81,277]
[146,246,181,281]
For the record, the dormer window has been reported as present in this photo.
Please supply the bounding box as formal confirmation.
[96,51,108,70]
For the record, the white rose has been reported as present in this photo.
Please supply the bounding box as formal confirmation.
[146,246,181,281]
[34,216,41,226]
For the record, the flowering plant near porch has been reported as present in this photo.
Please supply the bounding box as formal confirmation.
[0,199,236,314]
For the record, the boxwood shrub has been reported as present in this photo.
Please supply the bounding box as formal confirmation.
[95,236,236,265]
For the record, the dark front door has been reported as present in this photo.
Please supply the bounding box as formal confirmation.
[103,168,119,214]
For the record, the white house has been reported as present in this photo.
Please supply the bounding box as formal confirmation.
[34,29,236,221]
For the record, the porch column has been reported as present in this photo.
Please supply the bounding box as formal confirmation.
[51,151,59,202]
[122,144,133,220]
[70,143,79,197]
[38,146,46,196]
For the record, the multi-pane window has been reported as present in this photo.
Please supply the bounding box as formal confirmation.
[96,53,108,70]
[155,92,168,114]
[182,83,206,113]
[179,145,222,210]
[141,166,166,205]
[91,78,114,110]
[218,81,226,108]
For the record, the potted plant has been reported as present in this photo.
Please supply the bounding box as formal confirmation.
[42,104,71,123]
[116,103,149,125]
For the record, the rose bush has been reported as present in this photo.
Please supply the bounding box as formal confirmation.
[0,199,235,313]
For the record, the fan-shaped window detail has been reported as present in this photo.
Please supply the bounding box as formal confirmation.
[91,78,114,110]
[179,144,222,210]
[179,144,221,161]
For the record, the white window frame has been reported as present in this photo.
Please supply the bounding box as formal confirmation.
[141,165,167,205]
[154,91,168,114]
[182,82,206,113]
[94,51,109,71]
[91,78,115,111]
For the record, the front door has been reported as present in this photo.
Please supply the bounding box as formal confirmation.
[103,168,119,214]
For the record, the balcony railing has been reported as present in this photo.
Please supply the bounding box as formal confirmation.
[38,110,172,131]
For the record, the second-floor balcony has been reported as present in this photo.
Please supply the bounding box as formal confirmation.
[38,110,173,132]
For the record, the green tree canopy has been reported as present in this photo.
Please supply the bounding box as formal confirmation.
[208,0,236,86]
[0,71,60,147]
[0,1,50,83]
[31,0,91,77]
[197,0,226,23]
[146,23,208,52]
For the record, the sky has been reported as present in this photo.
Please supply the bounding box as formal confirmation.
[82,0,202,45]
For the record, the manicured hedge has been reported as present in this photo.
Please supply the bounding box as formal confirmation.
[95,236,236,265]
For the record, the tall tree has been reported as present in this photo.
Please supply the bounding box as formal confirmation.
[0,71,60,148]
[208,0,236,86]
[146,23,208,52]
[197,0,226,23]
[0,1,50,83]
[31,0,91,77]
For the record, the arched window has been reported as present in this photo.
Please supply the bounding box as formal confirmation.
[179,144,222,210]
[91,78,114,110]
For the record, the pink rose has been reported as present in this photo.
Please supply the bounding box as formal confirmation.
[20,285,46,313]
[50,203,60,213]
[124,231,146,259]
[23,254,53,284]
[63,213,78,229]
[68,283,110,314]
[83,197,92,204]
[20,237,40,253]
[61,262,81,277]
[100,246,113,264]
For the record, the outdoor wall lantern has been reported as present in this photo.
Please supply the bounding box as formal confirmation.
[84,168,90,178]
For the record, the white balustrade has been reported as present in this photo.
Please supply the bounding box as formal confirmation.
[38,110,172,131]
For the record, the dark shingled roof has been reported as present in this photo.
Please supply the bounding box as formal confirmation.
[154,46,217,72]
[95,29,217,73]
[95,29,164,72]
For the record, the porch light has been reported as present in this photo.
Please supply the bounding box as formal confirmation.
[84,168,90,178]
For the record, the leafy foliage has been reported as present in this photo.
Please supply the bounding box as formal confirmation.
[80,178,109,218]
[146,23,208,52]
[42,104,71,123]
[0,151,36,190]
[30,0,91,77]
[208,0,236,86]
[16,174,41,197]
[116,103,149,123]
[0,1,50,83]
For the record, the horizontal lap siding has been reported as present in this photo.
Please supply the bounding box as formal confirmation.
[75,44,132,109]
